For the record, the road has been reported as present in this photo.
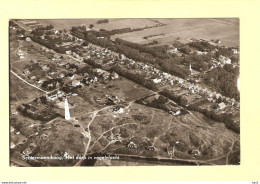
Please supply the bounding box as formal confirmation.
[10,19,32,32]
[11,70,48,93]
[74,105,114,166]
[74,95,148,166]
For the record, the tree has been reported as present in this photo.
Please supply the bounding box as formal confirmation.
[96,19,109,24]
[223,64,233,72]
[46,24,54,30]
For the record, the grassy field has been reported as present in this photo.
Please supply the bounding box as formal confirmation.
[36,18,157,31]
[36,19,100,30]
[111,18,239,47]
[35,18,238,47]
[111,78,152,100]
[10,73,43,104]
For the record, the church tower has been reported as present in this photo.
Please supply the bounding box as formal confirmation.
[65,97,70,120]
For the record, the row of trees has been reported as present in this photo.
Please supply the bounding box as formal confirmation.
[204,67,240,100]
[115,38,169,60]
[96,19,109,24]
[29,35,67,54]
[112,65,158,91]
[15,29,25,35]
[30,25,54,36]
[73,30,190,79]
[17,103,60,122]
[188,40,216,52]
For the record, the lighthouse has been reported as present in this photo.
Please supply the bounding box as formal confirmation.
[189,62,192,76]
[64,97,71,120]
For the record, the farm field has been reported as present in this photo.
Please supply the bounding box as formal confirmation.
[36,18,158,31]
[31,18,239,47]
[36,19,100,30]
[111,18,239,47]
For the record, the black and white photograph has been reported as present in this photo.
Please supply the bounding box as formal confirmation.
[9,18,240,167]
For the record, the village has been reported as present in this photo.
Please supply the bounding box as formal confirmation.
[10,19,240,166]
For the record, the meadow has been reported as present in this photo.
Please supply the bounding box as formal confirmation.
[111,18,239,47]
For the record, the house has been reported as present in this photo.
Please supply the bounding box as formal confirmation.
[23,148,32,156]
[64,63,70,69]
[54,53,61,59]
[70,68,77,73]
[208,92,213,98]
[173,110,181,116]
[196,51,208,55]
[219,55,231,64]
[231,98,236,105]
[10,142,16,149]
[59,73,65,78]
[107,134,116,141]
[66,50,72,55]
[215,93,221,99]
[67,74,74,80]
[232,49,239,55]
[26,37,31,42]
[127,141,137,149]
[215,39,221,44]
[192,150,200,157]
[218,102,226,109]
[53,30,59,34]
[152,78,162,84]
[112,107,124,114]
[41,65,49,71]
[46,90,64,101]
[178,78,184,84]
[208,97,213,102]
[23,69,30,74]
[28,75,36,80]
[119,54,126,60]
[101,72,110,80]
[36,79,43,84]
[111,72,119,79]
[93,76,98,82]
[162,72,171,79]
[146,146,155,151]
[72,80,81,87]
[169,47,178,54]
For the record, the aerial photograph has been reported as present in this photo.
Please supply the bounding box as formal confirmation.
[9,18,240,167]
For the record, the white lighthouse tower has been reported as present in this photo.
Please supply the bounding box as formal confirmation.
[64,97,71,120]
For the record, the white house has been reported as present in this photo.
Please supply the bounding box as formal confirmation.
[72,80,81,87]
[218,102,226,109]
[111,72,119,79]
[26,37,31,42]
[152,78,162,84]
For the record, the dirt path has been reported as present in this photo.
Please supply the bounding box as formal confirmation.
[11,70,48,93]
